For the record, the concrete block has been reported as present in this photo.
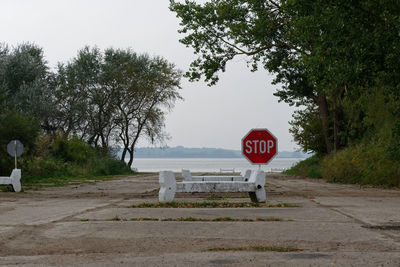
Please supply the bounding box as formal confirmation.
[0,169,21,192]
[160,170,266,203]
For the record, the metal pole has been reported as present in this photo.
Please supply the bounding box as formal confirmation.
[14,140,17,169]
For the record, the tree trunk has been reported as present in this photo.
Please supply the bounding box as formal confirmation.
[127,148,134,168]
[333,103,344,152]
[120,147,128,162]
[316,93,332,154]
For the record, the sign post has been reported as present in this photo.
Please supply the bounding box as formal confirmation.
[241,128,278,165]
[7,140,24,169]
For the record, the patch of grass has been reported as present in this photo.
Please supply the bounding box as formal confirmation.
[130,217,159,221]
[284,155,323,178]
[205,195,226,200]
[256,217,284,221]
[205,194,249,200]
[0,185,15,192]
[208,246,301,252]
[128,217,288,222]
[80,216,290,223]
[109,215,122,221]
[129,201,300,208]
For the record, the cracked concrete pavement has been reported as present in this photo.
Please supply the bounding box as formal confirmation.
[0,173,399,266]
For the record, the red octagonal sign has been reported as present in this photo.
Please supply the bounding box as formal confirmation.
[242,128,278,165]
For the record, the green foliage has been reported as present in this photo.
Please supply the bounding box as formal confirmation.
[54,47,182,167]
[0,111,40,175]
[284,155,323,179]
[88,156,131,176]
[53,135,96,163]
[289,106,327,154]
[171,1,400,186]
[23,134,131,180]
[322,143,400,187]
[0,43,53,121]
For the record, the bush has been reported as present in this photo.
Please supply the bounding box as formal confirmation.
[89,157,132,176]
[322,143,400,187]
[25,157,70,178]
[53,135,96,163]
[0,111,40,175]
[23,134,132,181]
[284,155,323,178]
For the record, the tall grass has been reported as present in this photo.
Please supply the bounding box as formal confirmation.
[20,135,132,184]
[322,143,400,186]
[284,155,323,178]
[285,143,400,187]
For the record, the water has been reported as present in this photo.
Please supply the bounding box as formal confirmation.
[129,157,304,172]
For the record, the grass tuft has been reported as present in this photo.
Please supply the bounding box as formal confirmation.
[129,201,300,208]
[208,246,301,252]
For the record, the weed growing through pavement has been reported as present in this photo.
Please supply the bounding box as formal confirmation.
[129,201,300,208]
[207,246,301,252]
[82,216,291,222]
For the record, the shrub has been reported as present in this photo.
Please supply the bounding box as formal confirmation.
[53,135,96,163]
[0,111,40,175]
[89,156,132,176]
[284,155,323,178]
[321,142,400,187]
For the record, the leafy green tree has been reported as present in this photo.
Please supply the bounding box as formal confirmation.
[103,49,182,167]
[53,47,182,167]
[0,43,53,123]
[170,0,400,157]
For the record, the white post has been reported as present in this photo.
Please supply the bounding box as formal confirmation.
[248,170,266,202]
[11,169,21,192]
[159,171,176,202]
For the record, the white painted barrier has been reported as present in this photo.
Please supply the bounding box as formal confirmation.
[159,170,266,203]
[0,169,22,192]
[182,169,252,182]
[220,168,235,173]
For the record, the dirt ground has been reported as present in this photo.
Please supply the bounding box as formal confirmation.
[0,173,400,266]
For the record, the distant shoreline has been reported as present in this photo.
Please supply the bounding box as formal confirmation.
[118,146,310,159]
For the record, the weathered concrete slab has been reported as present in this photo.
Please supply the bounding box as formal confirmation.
[0,198,118,225]
[0,251,399,267]
[43,221,389,244]
[30,174,158,196]
[315,197,400,225]
[0,173,399,266]
[75,206,351,223]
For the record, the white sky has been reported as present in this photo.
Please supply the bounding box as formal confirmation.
[0,0,298,151]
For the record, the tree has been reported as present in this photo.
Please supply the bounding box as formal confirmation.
[170,0,334,153]
[103,49,182,167]
[53,47,182,167]
[170,0,400,156]
[0,43,53,124]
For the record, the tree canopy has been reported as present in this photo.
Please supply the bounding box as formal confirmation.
[0,44,182,169]
[170,0,400,156]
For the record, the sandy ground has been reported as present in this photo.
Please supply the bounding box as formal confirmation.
[0,173,400,266]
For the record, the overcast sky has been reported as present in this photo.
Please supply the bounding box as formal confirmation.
[0,0,298,151]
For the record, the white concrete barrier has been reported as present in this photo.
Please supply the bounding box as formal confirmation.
[159,170,266,203]
[182,169,252,182]
[220,168,235,173]
[0,169,22,192]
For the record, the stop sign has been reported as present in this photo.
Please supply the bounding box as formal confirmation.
[242,128,278,164]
